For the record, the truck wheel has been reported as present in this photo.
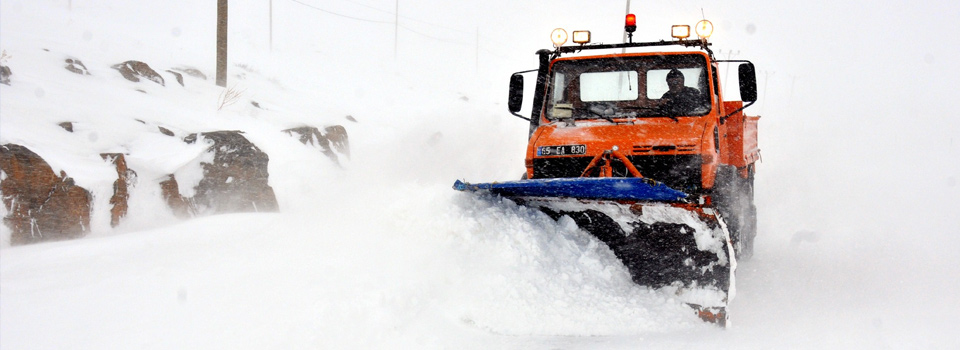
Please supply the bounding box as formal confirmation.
[713,166,745,257]
[740,204,756,260]
[738,166,757,260]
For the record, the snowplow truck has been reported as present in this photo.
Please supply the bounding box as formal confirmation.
[454,17,760,326]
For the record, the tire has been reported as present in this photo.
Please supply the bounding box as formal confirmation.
[713,165,757,261]
[738,166,757,261]
[712,166,741,255]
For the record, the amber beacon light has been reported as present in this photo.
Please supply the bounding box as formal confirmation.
[550,28,568,47]
[696,19,714,39]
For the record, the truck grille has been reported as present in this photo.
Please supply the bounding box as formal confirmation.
[633,144,697,153]
[532,154,703,193]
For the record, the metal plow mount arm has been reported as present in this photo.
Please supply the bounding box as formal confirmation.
[579,149,645,178]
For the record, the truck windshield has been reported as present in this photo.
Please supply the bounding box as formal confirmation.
[545,54,711,120]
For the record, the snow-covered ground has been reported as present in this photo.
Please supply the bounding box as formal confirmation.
[2,0,959,348]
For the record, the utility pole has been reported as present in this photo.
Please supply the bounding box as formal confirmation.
[617,0,632,89]
[216,0,228,87]
[719,49,739,92]
[760,70,774,114]
[269,0,273,52]
[475,26,479,74]
[394,0,399,60]
[621,0,631,52]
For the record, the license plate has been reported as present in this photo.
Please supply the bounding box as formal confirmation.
[537,144,587,156]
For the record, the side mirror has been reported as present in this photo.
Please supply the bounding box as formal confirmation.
[508,74,524,113]
[738,63,758,102]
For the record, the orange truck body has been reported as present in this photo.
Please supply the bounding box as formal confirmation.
[522,50,760,195]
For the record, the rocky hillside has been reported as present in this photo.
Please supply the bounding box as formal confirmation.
[0,54,350,245]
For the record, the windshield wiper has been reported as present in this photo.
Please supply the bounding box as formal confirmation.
[586,105,619,124]
[595,114,617,124]
[551,104,617,124]
[621,106,679,122]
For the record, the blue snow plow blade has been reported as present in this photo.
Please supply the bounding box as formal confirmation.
[453,177,689,202]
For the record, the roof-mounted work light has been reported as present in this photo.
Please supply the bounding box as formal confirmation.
[671,25,691,40]
[696,19,714,39]
[572,30,591,44]
[551,28,568,47]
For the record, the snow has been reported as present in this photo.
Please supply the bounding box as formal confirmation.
[542,200,733,308]
[2,0,960,349]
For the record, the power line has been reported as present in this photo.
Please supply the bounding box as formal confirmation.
[289,0,394,24]
[398,14,472,35]
[329,0,395,15]
[398,24,469,46]
[287,0,472,45]
[289,0,473,34]
[333,0,473,34]
[283,0,506,60]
